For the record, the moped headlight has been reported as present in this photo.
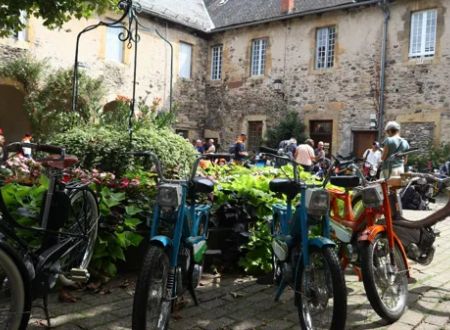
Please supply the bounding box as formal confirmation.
[305,188,330,216]
[361,185,383,208]
[157,184,182,209]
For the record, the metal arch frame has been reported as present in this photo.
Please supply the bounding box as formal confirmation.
[71,0,142,139]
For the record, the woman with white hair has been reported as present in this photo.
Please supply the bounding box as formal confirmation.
[381,121,409,178]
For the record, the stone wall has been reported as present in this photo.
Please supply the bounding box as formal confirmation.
[0,12,208,140]
[402,122,435,151]
[202,0,450,153]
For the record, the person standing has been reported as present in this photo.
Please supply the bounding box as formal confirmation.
[205,139,216,154]
[233,133,248,164]
[21,133,33,159]
[362,141,382,178]
[381,121,409,178]
[315,141,326,162]
[294,139,316,171]
[195,139,205,154]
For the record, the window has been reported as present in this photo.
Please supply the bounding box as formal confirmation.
[251,39,267,76]
[106,25,124,62]
[179,42,192,79]
[14,11,27,41]
[211,45,223,80]
[315,26,336,69]
[409,9,437,58]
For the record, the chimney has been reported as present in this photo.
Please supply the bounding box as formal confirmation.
[280,0,294,14]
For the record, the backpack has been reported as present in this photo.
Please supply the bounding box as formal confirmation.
[278,140,290,155]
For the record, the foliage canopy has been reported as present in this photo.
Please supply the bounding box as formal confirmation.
[265,111,307,148]
[0,0,116,37]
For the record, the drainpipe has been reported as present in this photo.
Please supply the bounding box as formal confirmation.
[378,0,390,141]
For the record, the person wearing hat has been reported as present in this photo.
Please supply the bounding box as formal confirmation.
[381,121,409,178]
[362,141,382,179]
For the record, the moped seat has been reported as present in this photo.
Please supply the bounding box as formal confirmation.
[330,176,360,188]
[41,155,79,169]
[269,178,299,198]
[191,176,214,194]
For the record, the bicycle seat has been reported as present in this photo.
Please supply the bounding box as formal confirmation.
[330,176,360,188]
[41,155,79,169]
[269,178,299,199]
[191,176,214,194]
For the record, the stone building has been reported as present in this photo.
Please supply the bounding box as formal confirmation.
[1,0,449,156]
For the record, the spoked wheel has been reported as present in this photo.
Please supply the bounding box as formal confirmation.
[132,246,170,330]
[296,246,347,330]
[0,248,30,330]
[61,190,99,271]
[271,214,282,285]
[360,233,408,323]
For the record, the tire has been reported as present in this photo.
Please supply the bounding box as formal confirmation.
[0,248,30,329]
[360,233,408,323]
[132,246,170,330]
[296,246,347,330]
[60,189,99,271]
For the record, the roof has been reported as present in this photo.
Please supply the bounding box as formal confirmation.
[139,0,214,32]
[139,0,376,32]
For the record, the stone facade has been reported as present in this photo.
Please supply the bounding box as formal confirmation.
[0,0,449,154]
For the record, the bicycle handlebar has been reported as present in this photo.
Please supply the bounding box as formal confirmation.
[2,142,65,163]
[401,172,450,184]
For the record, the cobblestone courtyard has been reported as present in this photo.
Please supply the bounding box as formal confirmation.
[29,206,450,330]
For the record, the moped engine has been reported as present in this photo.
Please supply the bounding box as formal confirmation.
[394,225,436,265]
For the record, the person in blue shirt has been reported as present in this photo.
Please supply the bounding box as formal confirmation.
[381,121,409,178]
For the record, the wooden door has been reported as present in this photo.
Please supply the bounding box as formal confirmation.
[353,131,378,158]
[247,121,263,152]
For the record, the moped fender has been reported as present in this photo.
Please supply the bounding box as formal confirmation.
[308,237,336,249]
[150,235,173,249]
[358,225,410,277]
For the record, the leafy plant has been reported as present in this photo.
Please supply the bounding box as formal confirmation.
[0,55,45,93]
[408,142,450,170]
[27,69,105,139]
[265,111,307,148]
[51,125,197,177]
[0,0,116,37]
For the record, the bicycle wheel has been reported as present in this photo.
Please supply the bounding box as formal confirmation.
[132,246,170,330]
[61,189,99,271]
[0,248,30,330]
[360,233,408,323]
[296,246,347,330]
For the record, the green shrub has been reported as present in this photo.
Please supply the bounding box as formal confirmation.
[0,55,45,93]
[408,142,450,170]
[265,111,307,148]
[51,125,197,177]
[27,69,105,139]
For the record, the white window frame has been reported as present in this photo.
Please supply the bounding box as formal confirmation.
[315,26,336,69]
[14,11,28,41]
[106,24,124,63]
[251,39,267,76]
[409,9,437,58]
[179,42,193,79]
[211,45,223,80]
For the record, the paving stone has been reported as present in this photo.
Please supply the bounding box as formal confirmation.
[399,309,425,326]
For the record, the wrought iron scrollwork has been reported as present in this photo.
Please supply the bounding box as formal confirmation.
[71,0,141,139]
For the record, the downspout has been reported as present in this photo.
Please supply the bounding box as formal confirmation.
[378,0,390,141]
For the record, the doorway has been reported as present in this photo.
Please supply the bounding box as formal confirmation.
[353,130,378,158]
[310,120,333,156]
[247,121,263,152]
